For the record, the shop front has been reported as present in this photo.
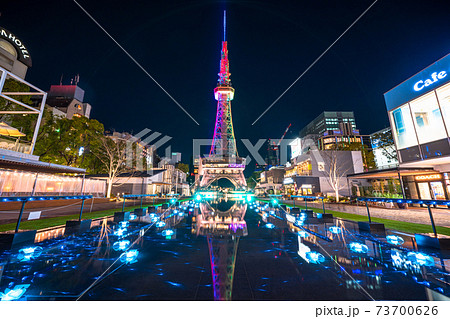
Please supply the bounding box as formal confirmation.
[283,175,320,196]
[410,173,449,200]
[347,167,440,200]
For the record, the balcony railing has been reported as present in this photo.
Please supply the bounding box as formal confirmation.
[0,136,32,154]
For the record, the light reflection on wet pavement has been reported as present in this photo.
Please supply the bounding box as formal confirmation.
[0,199,449,301]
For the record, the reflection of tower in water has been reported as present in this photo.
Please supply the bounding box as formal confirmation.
[195,200,247,300]
[207,235,239,300]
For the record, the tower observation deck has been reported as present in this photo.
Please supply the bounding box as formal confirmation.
[197,11,246,189]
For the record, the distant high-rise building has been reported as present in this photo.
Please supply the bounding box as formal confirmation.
[170,152,182,164]
[299,111,357,137]
[299,111,366,150]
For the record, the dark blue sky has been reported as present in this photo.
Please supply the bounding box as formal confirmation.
[2,0,450,167]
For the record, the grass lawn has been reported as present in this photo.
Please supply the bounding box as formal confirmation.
[0,198,191,233]
[258,199,450,236]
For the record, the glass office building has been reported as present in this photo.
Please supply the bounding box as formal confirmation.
[384,53,450,200]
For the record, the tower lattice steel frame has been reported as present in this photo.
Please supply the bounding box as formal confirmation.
[210,11,238,158]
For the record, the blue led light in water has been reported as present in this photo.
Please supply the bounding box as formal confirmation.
[119,221,129,228]
[0,284,30,301]
[255,209,259,212]
[114,228,125,236]
[295,220,304,226]
[18,246,43,261]
[173,209,179,214]
[178,212,184,217]
[149,213,157,218]
[407,252,434,267]
[162,229,174,236]
[329,226,342,234]
[386,235,405,246]
[119,250,139,264]
[129,214,137,220]
[263,212,268,218]
[297,231,309,238]
[305,251,325,264]
[265,223,275,229]
[195,194,202,201]
[151,217,159,223]
[113,240,130,251]
[155,221,166,228]
[348,242,369,254]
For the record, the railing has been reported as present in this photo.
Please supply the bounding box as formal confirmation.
[0,195,93,233]
[201,156,245,165]
[291,195,326,214]
[122,194,158,210]
[356,197,448,237]
[0,136,32,154]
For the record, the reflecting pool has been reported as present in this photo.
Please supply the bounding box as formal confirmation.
[0,199,449,300]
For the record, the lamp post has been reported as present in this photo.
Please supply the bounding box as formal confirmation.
[15,200,27,233]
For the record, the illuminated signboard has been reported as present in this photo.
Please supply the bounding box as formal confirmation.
[415,174,442,181]
[228,164,245,168]
[384,53,450,111]
[413,71,447,91]
[0,27,32,67]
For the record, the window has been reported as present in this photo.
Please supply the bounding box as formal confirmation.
[409,91,447,144]
[0,40,17,57]
[389,104,418,149]
[436,82,450,132]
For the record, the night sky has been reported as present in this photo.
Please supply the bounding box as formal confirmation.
[2,0,450,170]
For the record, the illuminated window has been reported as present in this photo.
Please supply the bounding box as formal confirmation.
[436,82,450,133]
[389,104,418,149]
[409,91,447,144]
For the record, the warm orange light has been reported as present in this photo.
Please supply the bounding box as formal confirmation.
[415,174,442,181]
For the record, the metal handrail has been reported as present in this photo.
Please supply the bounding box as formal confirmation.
[357,196,450,206]
[122,193,158,210]
[0,195,93,233]
[357,196,444,237]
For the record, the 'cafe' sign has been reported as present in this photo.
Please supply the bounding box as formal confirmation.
[0,27,32,67]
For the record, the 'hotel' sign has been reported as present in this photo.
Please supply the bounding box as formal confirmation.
[0,27,32,67]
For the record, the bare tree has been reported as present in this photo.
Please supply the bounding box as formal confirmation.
[93,136,130,198]
[320,150,354,203]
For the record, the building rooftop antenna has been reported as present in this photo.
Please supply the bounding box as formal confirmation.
[223,10,226,42]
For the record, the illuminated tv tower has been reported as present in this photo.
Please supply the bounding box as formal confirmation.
[210,10,238,158]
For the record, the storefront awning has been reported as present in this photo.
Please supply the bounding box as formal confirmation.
[347,167,438,179]
[0,157,86,174]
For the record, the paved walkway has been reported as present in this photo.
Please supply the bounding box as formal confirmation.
[0,197,167,225]
[282,199,450,228]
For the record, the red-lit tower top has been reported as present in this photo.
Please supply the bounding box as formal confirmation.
[210,10,237,157]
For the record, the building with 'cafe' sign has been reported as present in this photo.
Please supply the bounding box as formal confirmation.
[350,53,450,202]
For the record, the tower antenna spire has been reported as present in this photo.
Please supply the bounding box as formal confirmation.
[223,10,226,42]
